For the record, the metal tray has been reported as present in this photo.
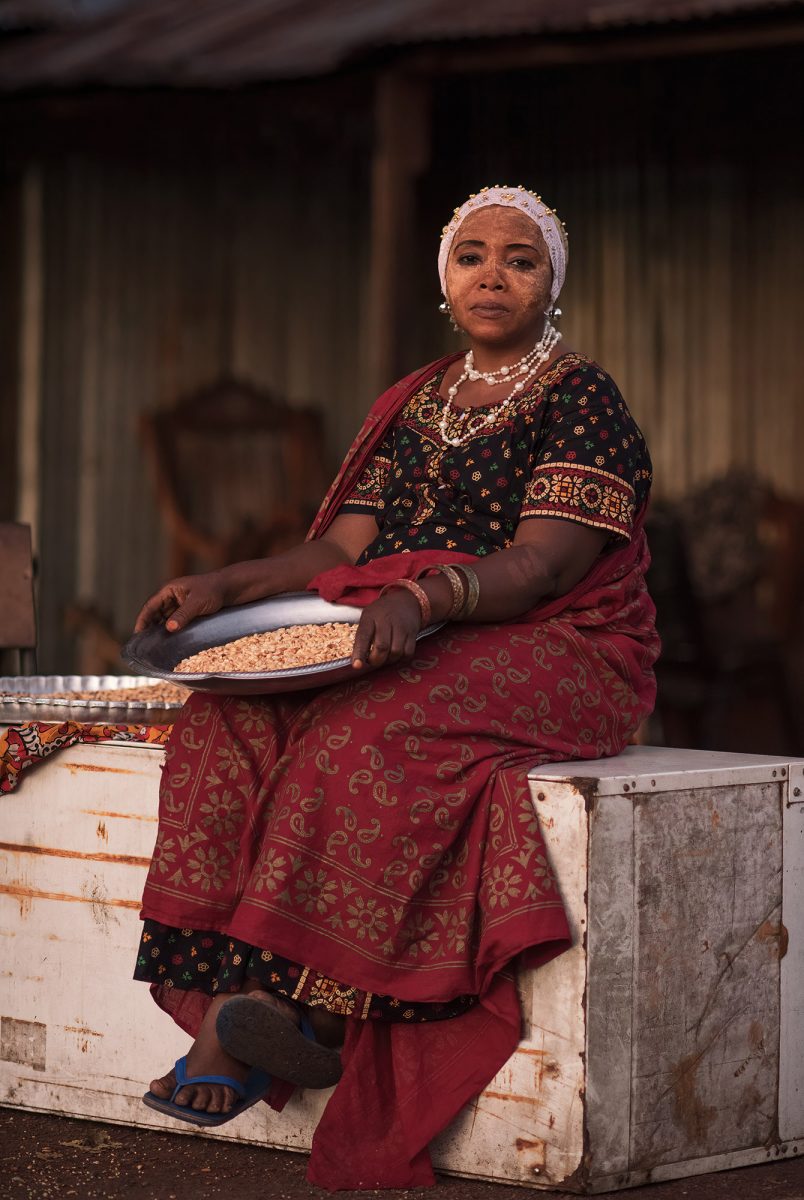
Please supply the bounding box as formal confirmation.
[0,675,189,725]
[122,591,444,695]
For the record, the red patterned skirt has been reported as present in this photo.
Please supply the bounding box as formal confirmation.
[137,602,657,1188]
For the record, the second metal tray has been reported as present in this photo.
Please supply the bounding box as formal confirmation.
[0,675,189,724]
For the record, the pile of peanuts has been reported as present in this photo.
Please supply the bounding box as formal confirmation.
[52,683,191,704]
[175,622,355,674]
[3,683,191,705]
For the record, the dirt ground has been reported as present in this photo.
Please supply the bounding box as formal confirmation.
[2,1110,804,1200]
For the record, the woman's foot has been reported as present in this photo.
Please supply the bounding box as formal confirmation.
[148,993,252,1115]
[228,985,345,1045]
[306,1005,346,1049]
[216,993,344,1089]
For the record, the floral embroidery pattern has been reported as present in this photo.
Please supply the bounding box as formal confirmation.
[523,462,635,537]
[135,922,478,1023]
[339,354,650,556]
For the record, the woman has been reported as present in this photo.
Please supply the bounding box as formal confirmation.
[134,185,658,1189]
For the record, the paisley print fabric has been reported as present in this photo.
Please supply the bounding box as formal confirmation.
[137,352,659,1190]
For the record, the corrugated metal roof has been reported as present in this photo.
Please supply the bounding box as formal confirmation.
[1,0,802,88]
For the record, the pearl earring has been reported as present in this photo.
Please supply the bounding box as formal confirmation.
[439,299,461,334]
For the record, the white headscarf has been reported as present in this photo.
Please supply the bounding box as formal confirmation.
[438,185,569,308]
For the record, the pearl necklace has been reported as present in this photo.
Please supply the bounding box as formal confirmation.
[439,323,561,449]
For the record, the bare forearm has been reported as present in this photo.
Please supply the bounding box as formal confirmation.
[417,525,608,624]
[217,539,353,607]
[417,546,557,624]
[351,544,567,669]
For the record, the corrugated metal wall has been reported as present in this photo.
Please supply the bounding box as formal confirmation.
[19,44,804,671]
[422,46,804,500]
[32,146,370,670]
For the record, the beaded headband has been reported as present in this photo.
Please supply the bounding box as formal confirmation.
[438,185,569,307]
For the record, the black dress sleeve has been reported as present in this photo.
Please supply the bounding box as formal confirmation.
[336,430,394,518]
[520,362,651,541]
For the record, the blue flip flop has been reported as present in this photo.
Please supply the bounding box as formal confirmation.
[216,995,342,1089]
[142,1055,272,1127]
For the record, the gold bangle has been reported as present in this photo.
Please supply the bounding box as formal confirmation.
[417,564,466,620]
[379,579,432,626]
[453,564,480,619]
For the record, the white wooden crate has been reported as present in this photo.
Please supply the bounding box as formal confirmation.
[1,740,801,1191]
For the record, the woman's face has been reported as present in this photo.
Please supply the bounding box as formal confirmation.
[444,206,553,349]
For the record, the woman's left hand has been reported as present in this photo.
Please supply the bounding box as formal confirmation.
[351,590,422,670]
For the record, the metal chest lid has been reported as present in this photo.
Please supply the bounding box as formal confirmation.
[528,744,804,796]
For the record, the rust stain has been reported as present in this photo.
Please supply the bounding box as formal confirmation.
[711,809,720,828]
[62,762,137,776]
[756,919,789,957]
[96,821,108,843]
[515,1047,549,1058]
[81,809,157,822]
[480,1090,538,1105]
[0,883,140,910]
[64,1026,103,1037]
[670,1052,718,1144]
[548,1113,555,1129]
[514,1136,546,1172]
[0,841,150,868]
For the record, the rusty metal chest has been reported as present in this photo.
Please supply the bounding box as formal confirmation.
[0,742,801,1191]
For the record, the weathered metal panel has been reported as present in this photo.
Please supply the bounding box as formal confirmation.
[780,760,804,1141]
[584,792,635,1178]
[531,745,797,795]
[628,781,782,1167]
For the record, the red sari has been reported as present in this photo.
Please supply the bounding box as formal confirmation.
[140,355,659,1189]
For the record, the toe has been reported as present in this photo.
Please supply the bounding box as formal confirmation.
[190,1085,213,1111]
[149,1070,176,1099]
[172,1084,196,1108]
[206,1085,238,1114]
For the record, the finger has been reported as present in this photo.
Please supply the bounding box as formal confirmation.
[403,631,418,659]
[134,582,190,633]
[165,597,203,633]
[368,620,392,667]
[134,592,175,633]
[387,622,412,663]
[351,614,376,669]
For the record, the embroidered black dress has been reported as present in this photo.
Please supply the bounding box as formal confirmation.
[339,352,650,551]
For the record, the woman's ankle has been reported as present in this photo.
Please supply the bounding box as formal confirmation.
[307,1007,346,1049]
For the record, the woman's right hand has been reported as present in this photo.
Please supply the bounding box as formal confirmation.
[133,572,229,633]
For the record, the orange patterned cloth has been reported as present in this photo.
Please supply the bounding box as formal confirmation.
[0,720,171,794]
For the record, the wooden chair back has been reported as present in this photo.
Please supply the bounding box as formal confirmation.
[140,378,328,579]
